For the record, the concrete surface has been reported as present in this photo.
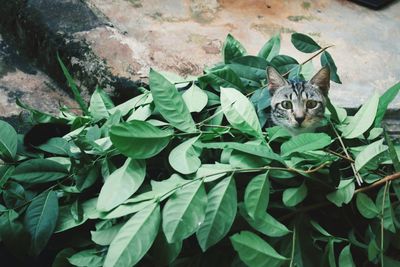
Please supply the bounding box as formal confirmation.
[86,0,400,108]
[0,0,399,121]
[0,34,77,131]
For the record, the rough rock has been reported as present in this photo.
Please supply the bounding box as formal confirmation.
[0,35,77,132]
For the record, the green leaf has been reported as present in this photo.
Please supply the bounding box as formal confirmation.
[55,199,101,233]
[310,220,332,237]
[282,182,308,207]
[300,61,315,80]
[326,239,337,267]
[75,162,100,191]
[126,104,152,121]
[384,131,400,172]
[68,249,103,267]
[110,120,173,159]
[103,203,160,267]
[367,238,379,261]
[194,163,233,183]
[12,159,69,184]
[374,82,400,127]
[89,87,111,120]
[199,66,245,91]
[288,65,302,80]
[229,150,271,169]
[354,139,388,171]
[383,256,400,267]
[239,204,290,237]
[109,93,151,116]
[196,176,237,251]
[0,120,17,161]
[24,190,59,256]
[342,91,380,139]
[244,172,269,219]
[162,181,207,243]
[0,209,28,255]
[151,174,187,200]
[148,232,182,266]
[223,34,247,63]
[230,231,287,267]
[149,69,196,133]
[258,33,280,61]
[321,51,341,83]
[367,128,383,140]
[291,33,321,53]
[326,179,355,207]
[270,55,299,74]
[82,198,101,219]
[100,200,155,220]
[281,133,331,156]
[16,98,62,124]
[220,87,263,138]
[267,126,291,142]
[376,186,396,233]
[326,99,342,123]
[55,205,87,233]
[52,248,75,267]
[57,54,89,115]
[37,137,70,156]
[182,84,208,113]
[90,223,123,246]
[356,193,379,219]
[159,71,194,86]
[228,56,269,89]
[97,158,146,211]
[199,142,284,164]
[0,165,14,188]
[169,136,201,175]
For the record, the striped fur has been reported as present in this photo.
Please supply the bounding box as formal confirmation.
[267,67,330,134]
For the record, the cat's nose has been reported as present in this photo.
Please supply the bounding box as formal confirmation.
[295,116,305,125]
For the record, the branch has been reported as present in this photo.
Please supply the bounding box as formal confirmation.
[325,148,354,162]
[280,172,400,221]
[354,172,400,194]
[283,45,334,76]
[329,121,363,185]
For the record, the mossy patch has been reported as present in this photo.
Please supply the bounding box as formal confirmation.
[287,15,315,22]
[302,1,311,10]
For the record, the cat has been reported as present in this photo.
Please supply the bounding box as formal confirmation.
[266,66,330,135]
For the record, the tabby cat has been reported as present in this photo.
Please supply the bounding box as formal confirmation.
[266,66,330,135]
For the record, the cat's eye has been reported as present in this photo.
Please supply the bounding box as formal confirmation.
[280,101,292,110]
[306,100,318,109]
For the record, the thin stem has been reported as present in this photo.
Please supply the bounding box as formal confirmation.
[325,149,387,177]
[157,164,331,202]
[329,121,363,185]
[174,80,196,85]
[380,181,390,267]
[324,149,354,162]
[281,172,400,221]
[200,124,232,129]
[13,174,74,210]
[289,225,296,267]
[197,106,226,126]
[355,172,400,194]
[283,45,334,77]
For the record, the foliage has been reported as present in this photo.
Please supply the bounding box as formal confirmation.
[1,33,400,267]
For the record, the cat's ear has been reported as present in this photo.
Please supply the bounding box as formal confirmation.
[309,66,330,95]
[266,66,288,95]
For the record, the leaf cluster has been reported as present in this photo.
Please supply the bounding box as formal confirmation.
[1,33,400,267]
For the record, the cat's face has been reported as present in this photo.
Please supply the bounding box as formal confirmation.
[267,67,330,134]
